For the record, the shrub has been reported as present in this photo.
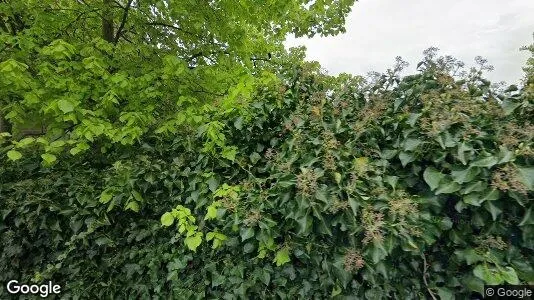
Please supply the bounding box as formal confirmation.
[1,51,533,299]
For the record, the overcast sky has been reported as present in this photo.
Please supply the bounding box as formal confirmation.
[285,0,534,84]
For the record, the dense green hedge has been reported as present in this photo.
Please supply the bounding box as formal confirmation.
[1,50,533,299]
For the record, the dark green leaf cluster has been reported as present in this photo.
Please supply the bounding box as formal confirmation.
[2,48,533,299]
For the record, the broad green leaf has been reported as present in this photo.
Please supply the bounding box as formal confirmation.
[205,204,218,220]
[517,167,534,190]
[473,265,503,285]
[435,181,461,195]
[240,227,255,241]
[423,167,445,191]
[41,153,57,164]
[7,150,22,161]
[455,249,483,265]
[471,156,498,168]
[436,287,454,300]
[403,138,422,151]
[234,116,243,130]
[500,267,519,284]
[207,177,219,192]
[161,212,174,227]
[57,99,74,113]
[484,201,502,220]
[519,207,534,226]
[99,190,113,204]
[125,202,140,212]
[184,232,203,251]
[398,152,414,167]
[451,167,480,184]
[221,146,237,161]
[274,248,290,266]
[250,152,261,164]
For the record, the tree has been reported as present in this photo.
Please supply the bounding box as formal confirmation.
[0,0,356,161]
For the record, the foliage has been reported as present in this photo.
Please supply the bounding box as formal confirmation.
[1,0,534,298]
[2,44,533,298]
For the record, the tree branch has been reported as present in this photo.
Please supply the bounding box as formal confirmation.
[422,254,438,300]
[113,0,133,44]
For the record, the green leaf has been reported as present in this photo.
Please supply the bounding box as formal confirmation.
[436,287,454,300]
[334,172,342,184]
[161,212,174,227]
[403,138,422,151]
[519,207,534,226]
[471,156,498,168]
[435,180,461,195]
[455,249,483,265]
[205,204,218,220]
[41,153,57,164]
[125,202,140,212]
[484,201,502,221]
[57,99,74,113]
[207,177,219,192]
[250,152,261,164]
[423,167,445,191]
[274,248,290,267]
[500,267,519,284]
[240,227,254,241]
[398,152,414,167]
[221,146,237,161]
[462,275,484,295]
[184,232,203,251]
[451,167,480,184]
[234,116,243,130]
[7,150,22,161]
[99,190,113,204]
[473,265,503,285]
[517,167,534,190]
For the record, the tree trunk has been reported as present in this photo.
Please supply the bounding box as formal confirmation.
[102,0,114,42]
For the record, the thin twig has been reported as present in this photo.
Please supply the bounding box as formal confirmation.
[422,253,438,300]
[113,0,134,44]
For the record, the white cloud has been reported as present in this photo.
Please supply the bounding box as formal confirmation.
[285,0,534,84]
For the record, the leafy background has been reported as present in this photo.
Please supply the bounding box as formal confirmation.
[1,1,533,299]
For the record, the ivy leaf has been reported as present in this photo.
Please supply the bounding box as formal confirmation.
[234,116,243,130]
[184,232,202,252]
[7,150,22,161]
[470,156,498,168]
[473,265,503,285]
[57,99,74,113]
[240,227,254,241]
[250,152,261,164]
[205,204,218,220]
[451,167,480,184]
[436,287,454,300]
[398,152,414,167]
[274,248,290,266]
[423,167,445,191]
[160,212,174,227]
[519,207,534,226]
[221,146,237,161]
[500,267,519,284]
[99,189,113,204]
[125,202,140,213]
[516,167,534,190]
[41,153,57,164]
[435,180,461,195]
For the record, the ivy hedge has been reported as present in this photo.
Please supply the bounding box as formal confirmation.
[1,48,534,299]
